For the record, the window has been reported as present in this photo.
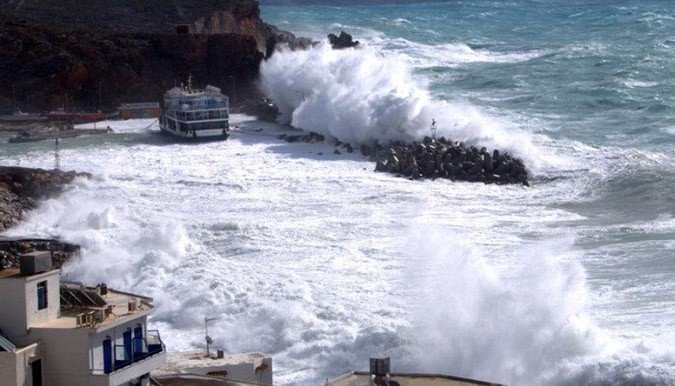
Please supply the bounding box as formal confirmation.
[37,281,48,310]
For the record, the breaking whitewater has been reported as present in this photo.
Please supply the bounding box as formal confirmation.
[2,1,675,385]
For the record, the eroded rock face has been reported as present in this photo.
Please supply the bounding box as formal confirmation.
[0,1,309,113]
[0,15,264,113]
[0,166,89,231]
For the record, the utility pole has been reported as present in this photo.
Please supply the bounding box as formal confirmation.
[54,138,60,170]
[204,316,220,357]
[228,76,235,107]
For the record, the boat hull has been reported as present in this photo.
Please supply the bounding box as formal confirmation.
[158,125,229,141]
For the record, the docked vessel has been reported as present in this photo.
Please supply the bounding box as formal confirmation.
[159,77,230,140]
[7,127,113,143]
[45,108,108,122]
[0,108,45,124]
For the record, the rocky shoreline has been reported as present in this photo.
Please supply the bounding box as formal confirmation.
[0,238,80,270]
[278,132,529,185]
[0,166,90,231]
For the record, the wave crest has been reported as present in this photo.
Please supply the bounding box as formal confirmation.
[260,42,543,168]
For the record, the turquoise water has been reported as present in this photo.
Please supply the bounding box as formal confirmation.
[260,1,675,384]
[262,0,675,149]
[0,2,673,385]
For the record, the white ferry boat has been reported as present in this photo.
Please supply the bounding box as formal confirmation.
[159,76,230,140]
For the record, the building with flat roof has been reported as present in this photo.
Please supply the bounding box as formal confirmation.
[0,251,166,386]
[326,358,505,386]
[118,102,161,119]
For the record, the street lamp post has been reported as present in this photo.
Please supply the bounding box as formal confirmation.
[204,316,220,357]
[98,81,103,112]
[228,76,235,108]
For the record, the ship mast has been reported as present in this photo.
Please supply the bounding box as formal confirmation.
[54,138,60,170]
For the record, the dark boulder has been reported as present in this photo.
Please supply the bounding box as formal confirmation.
[328,31,359,50]
[242,98,280,122]
[372,137,529,186]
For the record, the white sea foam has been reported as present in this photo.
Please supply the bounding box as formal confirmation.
[260,42,547,171]
[400,232,609,385]
[623,79,659,88]
[75,118,158,133]
[2,116,673,384]
[370,37,549,67]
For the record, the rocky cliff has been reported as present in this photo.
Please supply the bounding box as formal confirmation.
[0,166,89,231]
[0,0,307,113]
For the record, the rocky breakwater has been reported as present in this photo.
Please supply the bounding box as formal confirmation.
[374,137,529,186]
[0,166,90,231]
[0,238,80,270]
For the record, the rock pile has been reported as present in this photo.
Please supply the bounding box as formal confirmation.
[0,166,90,231]
[0,239,80,270]
[242,98,280,122]
[373,137,529,185]
[328,31,360,49]
[273,131,528,185]
[278,132,326,144]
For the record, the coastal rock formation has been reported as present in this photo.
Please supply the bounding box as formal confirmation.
[242,98,280,122]
[0,0,309,114]
[0,238,80,270]
[278,131,326,144]
[190,1,313,55]
[328,31,360,49]
[373,137,529,185]
[0,15,263,113]
[0,166,89,231]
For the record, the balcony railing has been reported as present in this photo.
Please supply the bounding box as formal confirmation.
[104,330,164,374]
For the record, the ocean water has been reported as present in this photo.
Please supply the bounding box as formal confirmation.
[1,0,674,385]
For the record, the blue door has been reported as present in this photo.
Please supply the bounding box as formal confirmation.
[103,338,112,373]
[123,330,132,361]
[133,326,143,356]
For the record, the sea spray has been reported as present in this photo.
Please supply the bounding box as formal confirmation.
[260,42,545,171]
[400,228,605,385]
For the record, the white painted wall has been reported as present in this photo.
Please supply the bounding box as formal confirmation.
[0,351,20,386]
[0,343,38,386]
[25,271,60,328]
[32,315,162,386]
[0,278,29,343]
[184,357,273,385]
[30,328,90,386]
[0,270,60,346]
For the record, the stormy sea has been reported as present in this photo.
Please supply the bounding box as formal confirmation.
[1,0,674,384]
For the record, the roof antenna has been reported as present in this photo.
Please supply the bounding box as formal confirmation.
[54,138,60,170]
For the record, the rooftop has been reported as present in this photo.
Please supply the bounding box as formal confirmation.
[154,352,269,377]
[326,372,505,386]
[0,268,22,279]
[35,282,154,330]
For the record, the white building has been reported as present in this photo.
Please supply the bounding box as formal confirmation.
[326,357,506,386]
[0,251,166,386]
[153,351,273,385]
